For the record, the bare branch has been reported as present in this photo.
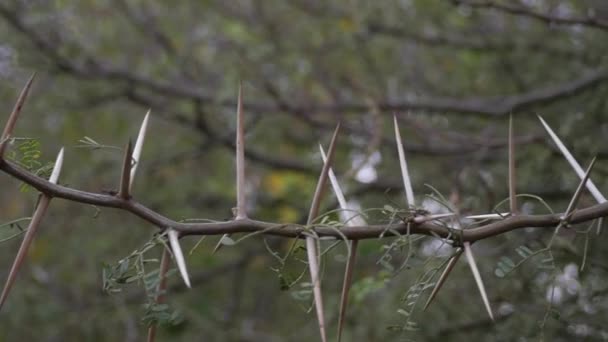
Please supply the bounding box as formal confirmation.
[2,155,608,240]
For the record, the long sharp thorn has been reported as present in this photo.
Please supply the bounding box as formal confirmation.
[394,115,415,207]
[0,147,63,310]
[212,237,225,255]
[235,83,246,219]
[306,124,340,342]
[308,124,340,224]
[563,157,596,220]
[146,247,171,342]
[508,115,517,214]
[423,248,463,311]
[319,145,347,210]
[538,116,605,204]
[465,212,510,220]
[130,110,150,192]
[0,72,36,158]
[215,85,247,254]
[118,140,133,199]
[414,212,457,223]
[463,242,494,321]
[167,229,191,288]
[320,144,364,342]
[338,240,357,342]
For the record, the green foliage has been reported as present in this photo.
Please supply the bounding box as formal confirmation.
[5,138,54,192]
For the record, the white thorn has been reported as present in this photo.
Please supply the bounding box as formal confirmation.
[130,110,150,192]
[49,147,64,184]
[465,212,510,220]
[167,228,191,288]
[538,116,606,203]
[464,242,494,321]
[394,116,415,207]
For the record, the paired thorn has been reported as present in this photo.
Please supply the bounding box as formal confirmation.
[320,144,363,342]
[130,110,150,192]
[464,242,494,321]
[306,124,340,342]
[0,147,64,310]
[423,248,463,311]
[0,73,36,158]
[146,247,171,342]
[215,84,247,254]
[394,115,415,207]
[118,140,133,199]
[167,229,191,288]
[538,116,606,204]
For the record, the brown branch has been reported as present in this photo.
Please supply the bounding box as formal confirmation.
[454,0,608,31]
[1,157,607,241]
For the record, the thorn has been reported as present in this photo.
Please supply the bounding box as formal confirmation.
[0,147,63,310]
[393,115,415,207]
[306,123,340,342]
[413,212,457,223]
[423,248,463,311]
[118,140,133,199]
[212,235,227,255]
[146,247,171,342]
[319,144,347,211]
[167,228,191,288]
[463,242,494,321]
[320,144,364,342]
[307,123,340,224]
[338,240,357,342]
[563,157,596,220]
[538,116,605,204]
[508,114,517,214]
[49,148,65,184]
[216,84,247,254]
[235,83,246,220]
[465,212,510,220]
[0,73,36,158]
[130,110,150,192]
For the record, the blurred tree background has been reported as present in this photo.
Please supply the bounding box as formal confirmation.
[1,0,608,341]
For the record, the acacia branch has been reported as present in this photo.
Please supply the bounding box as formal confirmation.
[1,157,607,241]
